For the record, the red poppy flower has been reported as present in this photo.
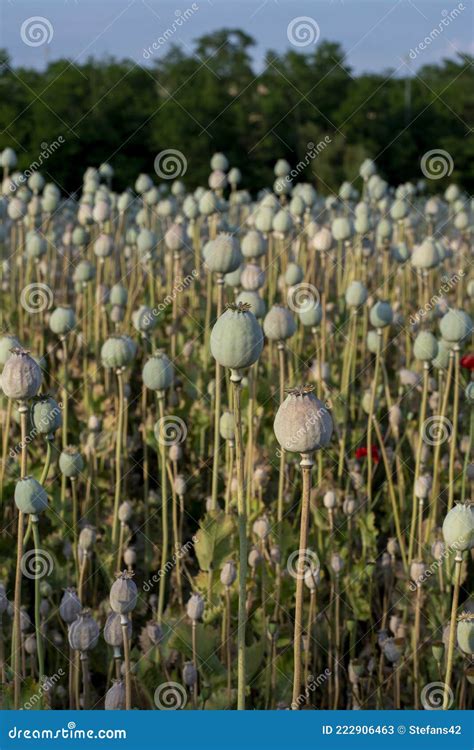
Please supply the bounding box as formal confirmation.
[355,445,380,464]
[460,353,474,371]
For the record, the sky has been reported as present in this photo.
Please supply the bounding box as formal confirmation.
[1,0,473,75]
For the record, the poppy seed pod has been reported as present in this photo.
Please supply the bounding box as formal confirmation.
[411,238,439,270]
[204,234,242,275]
[78,525,96,552]
[93,233,113,259]
[331,217,352,241]
[110,284,128,307]
[31,395,62,435]
[219,410,235,442]
[49,306,76,336]
[1,348,42,401]
[439,309,473,343]
[59,447,84,479]
[236,291,266,319]
[240,263,265,291]
[59,588,81,624]
[383,638,403,663]
[210,303,264,371]
[14,476,48,515]
[413,331,438,362]
[274,386,333,454]
[186,593,204,621]
[241,230,266,259]
[142,351,174,392]
[369,300,393,329]
[211,152,229,172]
[410,559,426,583]
[209,169,227,191]
[304,563,320,590]
[183,661,198,687]
[132,305,155,334]
[442,503,474,551]
[388,405,402,430]
[272,209,293,234]
[146,620,164,645]
[110,572,138,615]
[387,539,399,558]
[73,259,95,284]
[345,281,368,308]
[298,301,322,328]
[164,223,184,252]
[118,501,133,524]
[104,612,131,647]
[323,490,337,509]
[312,227,332,253]
[263,304,296,342]
[330,553,344,575]
[343,496,356,516]
[456,614,474,655]
[284,262,304,286]
[0,335,21,367]
[248,547,262,568]
[101,335,134,369]
[253,516,270,540]
[68,610,100,652]
[220,560,237,587]
[124,548,136,567]
[26,231,46,259]
[414,475,431,499]
[105,680,126,710]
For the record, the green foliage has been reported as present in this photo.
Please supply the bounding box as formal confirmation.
[0,36,472,192]
[194,510,235,572]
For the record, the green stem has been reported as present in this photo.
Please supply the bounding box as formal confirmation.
[232,372,247,710]
[31,518,45,685]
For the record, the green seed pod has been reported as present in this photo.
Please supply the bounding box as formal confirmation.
[59,447,84,478]
[199,190,218,216]
[274,159,290,178]
[359,158,376,180]
[369,300,393,329]
[101,335,134,369]
[211,152,228,172]
[439,309,472,343]
[274,385,333,453]
[367,330,382,354]
[105,680,126,710]
[31,395,62,435]
[183,661,198,687]
[59,588,82,624]
[254,207,275,234]
[241,230,266,259]
[73,259,95,284]
[104,612,131,647]
[136,228,157,257]
[376,218,392,240]
[442,502,474,551]
[411,238,439,270]
[68,609,100,652]
[312,227,332,252]
[272,209,293,234]
[186,592,204,621]
[135,173,153,194]
[93,233,113,259]
[263,304,296,342]
[219,410,235,442]
[0,335,21,367]
[298,302,322,328]
[1,348,42,400]
[392,241,409,264]
[110,571,138,615]
[204,233,242,275]
[78,524,96,552]
[211,303,263,371]
[240,264,264,291]
[110,284,128,307]
[332,217,352,241]
[432,340,450,370]
[142,351,174,392]
[14,476,48,515]
[235,291,266,319]
[49,306,76,336]
[345,281,368,308]
[413,331,438,362]
[456,614,474,655]
[431,641,444,662]
[220,560,237,587]
[25,231,47,260]
[164,223,185,252]
[132,305,155,333]
[284,262,304,286]
[228,167,241,186]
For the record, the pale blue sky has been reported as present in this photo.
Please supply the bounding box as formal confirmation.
[2,0,473,74]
